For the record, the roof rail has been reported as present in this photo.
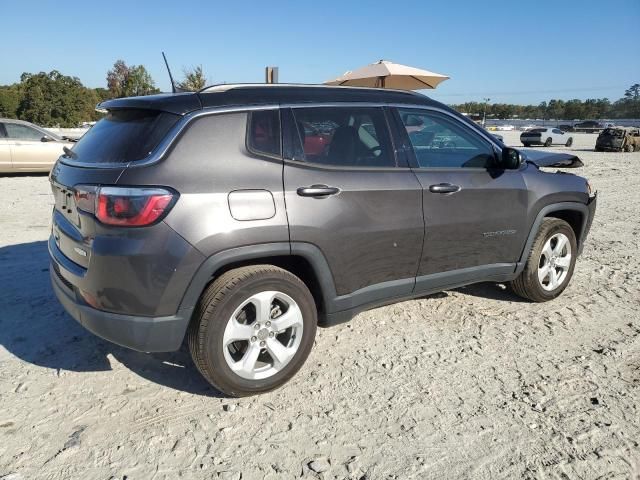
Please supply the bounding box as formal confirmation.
[198,83,422,96]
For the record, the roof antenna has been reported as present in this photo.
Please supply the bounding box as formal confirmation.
[162,51,180,93]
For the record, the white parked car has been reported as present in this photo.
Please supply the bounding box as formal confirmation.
[0,118,73,173]
[495,124,515,131]
[520,127,573,147]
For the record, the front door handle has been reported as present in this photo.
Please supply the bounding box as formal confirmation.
[429,183,461,194]
[297,185,340,197]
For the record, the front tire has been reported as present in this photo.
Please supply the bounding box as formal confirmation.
[544,137,553,147]
[625,143,634,152]
[510,218,577,302]
[188,265,317,396]
[565,137,573,147]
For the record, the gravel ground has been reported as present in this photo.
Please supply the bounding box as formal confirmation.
[0,132,638,479]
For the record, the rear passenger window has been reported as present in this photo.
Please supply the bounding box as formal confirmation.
[288,107,395,168]
[247,110,281,157]
[398,109,495,169]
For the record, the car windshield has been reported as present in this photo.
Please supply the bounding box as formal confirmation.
[66,109,180,163]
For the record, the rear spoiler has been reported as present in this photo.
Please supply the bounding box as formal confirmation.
[97,92,202,116]
[520,149,584,168]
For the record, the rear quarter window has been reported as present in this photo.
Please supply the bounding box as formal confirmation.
[67,109,180,163]
[247,110,281,158]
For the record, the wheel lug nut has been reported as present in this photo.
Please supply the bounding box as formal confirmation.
[251,336,257,342]
[260,340,266,347]
[254,323,260,330]
[269,331,275,338]
[266,321,271,327]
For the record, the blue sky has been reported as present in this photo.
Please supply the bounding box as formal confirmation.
[1,0,638,104]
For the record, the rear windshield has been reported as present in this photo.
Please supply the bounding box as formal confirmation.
[601,128,623,136]
[528,128,546,133]
[67,109,180,163]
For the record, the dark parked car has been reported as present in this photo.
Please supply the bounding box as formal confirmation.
[573,121,613,133]
[558,124,574,132]
[595,127,640,152]
[49,85,597,396]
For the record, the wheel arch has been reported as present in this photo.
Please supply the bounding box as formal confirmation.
[177,242,337,325]
[515,202,589,275]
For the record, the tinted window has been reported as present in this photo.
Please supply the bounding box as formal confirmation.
[247,109,281,157]
[69,109,180,163]
[552,129,563,135]
[289,107,395,167]
[529,128,547,134]
[5,123,43,140]
[398,109,495,168]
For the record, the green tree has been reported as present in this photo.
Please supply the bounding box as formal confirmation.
[178,65,207,91]
[624,83,640,100]
[0,84,21,118]
[16,71,98,127]
[106,60,160,98]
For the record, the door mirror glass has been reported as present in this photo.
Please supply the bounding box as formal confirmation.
[500,147,522,169]
[41,135,53,142]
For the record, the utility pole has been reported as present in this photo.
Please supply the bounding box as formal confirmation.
[265,67,279,84]
[482,98,490,128]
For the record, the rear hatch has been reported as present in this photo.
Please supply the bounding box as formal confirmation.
[50,108,183,271]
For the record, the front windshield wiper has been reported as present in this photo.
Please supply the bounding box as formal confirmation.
[62,146,77,159]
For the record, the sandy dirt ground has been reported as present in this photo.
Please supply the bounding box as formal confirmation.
[0,132,638,480]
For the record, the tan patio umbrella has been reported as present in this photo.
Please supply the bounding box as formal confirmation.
[324,60,449,90]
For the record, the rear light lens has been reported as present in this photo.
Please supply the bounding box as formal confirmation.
[74,185,177,227]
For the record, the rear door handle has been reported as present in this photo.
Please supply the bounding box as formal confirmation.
[429,183,461,194]
[297,185,340,197]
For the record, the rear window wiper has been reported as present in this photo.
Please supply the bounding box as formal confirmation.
[63,146,77,159]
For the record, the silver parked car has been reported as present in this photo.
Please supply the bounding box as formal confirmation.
[520,127,574,147]
[0,118,73,173]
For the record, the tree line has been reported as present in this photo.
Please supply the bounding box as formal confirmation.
[0,60,208,127]
[0,60,638,127]
[451,84,640,121]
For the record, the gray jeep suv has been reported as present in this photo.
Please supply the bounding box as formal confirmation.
[49,84,597,396]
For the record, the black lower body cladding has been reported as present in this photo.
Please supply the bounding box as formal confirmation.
[48,220,206,350]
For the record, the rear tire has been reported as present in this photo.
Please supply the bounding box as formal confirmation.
[565,137,573,147]
[544,137,553,147]
[522,143,531,147]
[188,265,317,396]
[510,218,577,302]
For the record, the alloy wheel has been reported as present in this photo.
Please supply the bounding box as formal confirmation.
[222,291,304,380]
[537,233,572,291]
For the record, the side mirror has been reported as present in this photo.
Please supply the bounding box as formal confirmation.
[41,135,53,142]
[500,147,522,169]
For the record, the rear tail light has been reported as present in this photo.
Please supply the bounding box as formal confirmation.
[74,185,177,227]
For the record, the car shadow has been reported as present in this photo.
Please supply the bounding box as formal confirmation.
[454,282,528,302]
[0,172,50,178]
[0,240,224,398]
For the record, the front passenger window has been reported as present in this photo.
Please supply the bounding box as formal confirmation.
[398,109,496,169]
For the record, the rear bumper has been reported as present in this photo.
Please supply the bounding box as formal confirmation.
[50,261,190,352]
